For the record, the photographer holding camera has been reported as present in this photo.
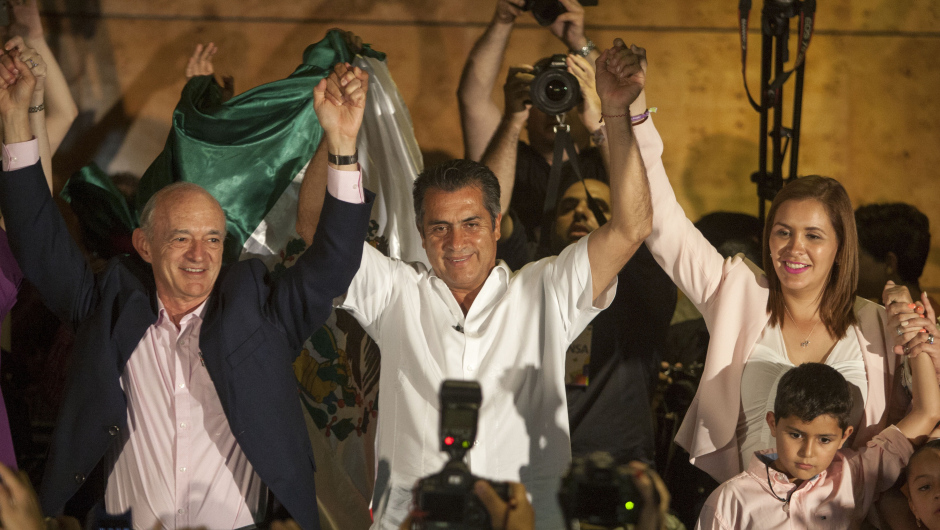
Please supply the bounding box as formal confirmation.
[458,0,605,245]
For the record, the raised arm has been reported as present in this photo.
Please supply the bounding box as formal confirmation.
[186,43,234,102]
[586,40,652,300]
[548,0,600,63]
[480,65,532,240]
[457,0,523,161]
[638,86,728,310]
[566,52,649,173]
[271,62,373,347]
[0,53,96,326]
[11,0,78,154]
[296,29,367,245]
[896,294,940,444]
[4,37,55,193]
[295,142,329,246]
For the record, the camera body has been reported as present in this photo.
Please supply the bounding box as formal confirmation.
[414,460,512,529]
[522,0,599,26]
[558,452,646,528]
[412,380,512,529]
[529,54,581,116]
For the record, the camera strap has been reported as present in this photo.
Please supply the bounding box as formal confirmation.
[738,0,817,111]
[538,119,609,254]
[769,0,816,93]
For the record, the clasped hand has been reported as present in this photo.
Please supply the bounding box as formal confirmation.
[313,62,369,151]
[595,39,646,118]
[0,50,36,115]
[885,281,939,379]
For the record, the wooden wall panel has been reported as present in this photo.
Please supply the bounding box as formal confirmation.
[43,0,940,293]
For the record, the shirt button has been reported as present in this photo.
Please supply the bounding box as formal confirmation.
[178,509,185,515]
[467,366,475,372]
[179,467,186,472]
[179,383,185,389]
[108,425,120,436]
[180,422,187,429]
[74,473,85,484]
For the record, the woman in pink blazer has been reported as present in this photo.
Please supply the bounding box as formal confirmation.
[633,117,912,483]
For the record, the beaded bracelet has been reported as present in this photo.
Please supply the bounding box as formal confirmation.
[599,107,657,124]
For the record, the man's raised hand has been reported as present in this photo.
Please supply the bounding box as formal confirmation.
[595,39,646,116]
[0,52,36,116]
[549,0,588,50]
[495,0,526,24]
[503,65,534,121]
[313,62,369,155]
[186,43,217,78]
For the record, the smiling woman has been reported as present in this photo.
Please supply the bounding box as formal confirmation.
[637,118,913,484]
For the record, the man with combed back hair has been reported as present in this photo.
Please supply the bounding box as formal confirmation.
[323,40,653,529]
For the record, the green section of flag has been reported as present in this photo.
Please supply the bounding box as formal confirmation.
[61,162,139,257]
[137,31,385,263]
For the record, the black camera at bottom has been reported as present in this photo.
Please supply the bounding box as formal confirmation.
[558,452,649,528]
[413,459,511,529]
[411,380,511,529]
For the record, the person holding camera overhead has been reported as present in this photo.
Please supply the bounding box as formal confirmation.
[458,0,606,247]
[333,38,650,529]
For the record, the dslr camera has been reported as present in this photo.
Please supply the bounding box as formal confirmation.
[558,452,649,529]
[522,0,599,26]
[529,54,581,116]
[411,380,511,529]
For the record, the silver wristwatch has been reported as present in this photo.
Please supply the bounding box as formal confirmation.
[573,39,596,57]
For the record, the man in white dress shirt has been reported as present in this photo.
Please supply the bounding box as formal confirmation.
[328,40,652,529]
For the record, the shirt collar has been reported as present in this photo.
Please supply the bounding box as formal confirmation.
[155,297,209,329]
[427,262,511,298]
[751,449,826,488]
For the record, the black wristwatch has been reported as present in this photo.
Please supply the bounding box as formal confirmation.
[328,150,358,166]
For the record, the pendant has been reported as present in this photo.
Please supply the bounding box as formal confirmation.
[800,340,810,348]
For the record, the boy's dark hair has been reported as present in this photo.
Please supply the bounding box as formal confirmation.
[412,159,501,230]
[774,363,853,431]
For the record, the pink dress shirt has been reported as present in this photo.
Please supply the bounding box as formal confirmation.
[105,300,260,530]
[696,425,913,530]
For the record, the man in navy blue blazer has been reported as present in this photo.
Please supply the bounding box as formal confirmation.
[0,54,372,529]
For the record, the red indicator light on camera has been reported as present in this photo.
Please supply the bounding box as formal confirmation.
[444,436,455,446]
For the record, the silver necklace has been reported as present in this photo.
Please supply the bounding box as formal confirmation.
[784,305,820,348]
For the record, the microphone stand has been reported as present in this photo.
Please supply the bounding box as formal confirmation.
[740,0,816,224]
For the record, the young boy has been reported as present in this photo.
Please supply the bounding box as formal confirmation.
[696,356,940,529]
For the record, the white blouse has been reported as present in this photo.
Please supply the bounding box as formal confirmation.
[737,322,868,469]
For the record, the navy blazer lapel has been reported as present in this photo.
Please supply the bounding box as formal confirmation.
[112,257,160,370]
[196,285,228,405]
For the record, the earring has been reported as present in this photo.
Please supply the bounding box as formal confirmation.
[918,518,923,528]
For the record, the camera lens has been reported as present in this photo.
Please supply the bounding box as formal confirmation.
[529,58,581,116]
[545,80,568,102]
